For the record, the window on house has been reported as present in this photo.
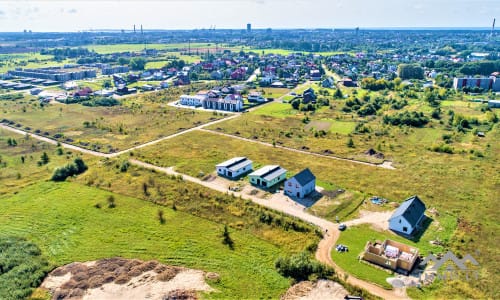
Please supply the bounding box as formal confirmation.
[399,219,401,223]
[403,227,408,232]
[288,182,292,186]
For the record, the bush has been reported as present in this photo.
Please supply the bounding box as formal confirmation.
[51,158,88,181]
[81,97,120,107]
[383,111,429,127]
[275,252,334,282]
[0,236,50,300]
[431,144,454,154]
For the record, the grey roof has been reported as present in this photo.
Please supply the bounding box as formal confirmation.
[250,165,287,181]
[291,168,316,186]
[217,157,248,168]
[390,195,426,226]
[228,159,253,172]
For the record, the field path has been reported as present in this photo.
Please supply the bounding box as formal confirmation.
[129,159,407,300]
[0,114,240,158]
[198,128,394,169]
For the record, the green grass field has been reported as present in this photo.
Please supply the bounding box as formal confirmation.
[0,181,302,299]
[332,219,465,294]
[133,114,500,299]
[0,130,84,195]
[0,91,225,153]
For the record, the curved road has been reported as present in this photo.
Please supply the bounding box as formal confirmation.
[1,98,403,298]
[130,159,408,300]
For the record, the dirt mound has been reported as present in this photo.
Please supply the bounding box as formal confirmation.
[365,148,385,159]
[281,280,348,300]
[41,258,215,300]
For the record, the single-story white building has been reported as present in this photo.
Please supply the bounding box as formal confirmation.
[249,165,287,188]
[216,157,253,179]
[284,168,316,198]
[389,195,426,235]
[247,92,266,102]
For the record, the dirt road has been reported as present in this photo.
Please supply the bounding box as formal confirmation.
[0,114,240,158]
[130,160,407,300]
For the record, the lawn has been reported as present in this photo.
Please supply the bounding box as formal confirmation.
[332,220,457,291]
[133,118,500,299]
[0,91,226,153]
[251,102,299,118]
[0,181,303,299]
[327,120,357,135]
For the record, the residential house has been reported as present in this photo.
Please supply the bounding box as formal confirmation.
[362,239,419,274]
[310,69,321,81]
[179,94,207,107]
[249,165,287,188]
[488,100,500,108]
[284,168,316,198]
[202,94,243,112]
[73,87,93,98]
[388,195,426,235]
[340,78,358,87]
[302,88,317,104]
[247,91,266,102]
[322,77,335,88]
[216,157,253,179]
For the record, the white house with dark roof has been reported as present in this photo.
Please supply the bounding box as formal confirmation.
[216,157,253,179]
[249,165,287,188]
[284,168,316,198]
[389,195,426,235]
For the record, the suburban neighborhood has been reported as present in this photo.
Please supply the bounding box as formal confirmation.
[0,5,498,300]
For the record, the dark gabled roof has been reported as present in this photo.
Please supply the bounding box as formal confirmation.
[291,168,316,186]
[390,195,426,227]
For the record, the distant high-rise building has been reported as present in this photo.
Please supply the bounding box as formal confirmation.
[247,23,251,33]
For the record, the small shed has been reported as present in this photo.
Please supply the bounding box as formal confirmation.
[216,157,253,179]
[249,165,287,188]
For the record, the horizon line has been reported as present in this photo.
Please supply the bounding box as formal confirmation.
[0,26,495,34]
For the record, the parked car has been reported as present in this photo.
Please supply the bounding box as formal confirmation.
[336,244,349,252]
[338,223,347,231]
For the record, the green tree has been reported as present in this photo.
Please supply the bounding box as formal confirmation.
[347,138,355,148]
[130,57,147,70]
[333,88,343,99]
[397,64,424,80]
[222,225,234,249]
[118,57,130,65]
[40,152,49,165]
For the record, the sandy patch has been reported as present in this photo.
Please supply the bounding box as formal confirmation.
[40,258,215,300]
[345,210,392,231]
[65,131,84,136]
[281,280,348,300]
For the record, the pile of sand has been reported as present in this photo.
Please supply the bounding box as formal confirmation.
[281,280,348,300]
[41,257,215,300]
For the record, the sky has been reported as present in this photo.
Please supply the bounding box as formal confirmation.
[0,0,498,32]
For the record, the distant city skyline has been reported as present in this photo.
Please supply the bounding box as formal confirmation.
[0,0,498,32]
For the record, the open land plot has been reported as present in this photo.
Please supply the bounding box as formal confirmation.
[0,134,319,299]
[0,129,89,195]
[0,90,226,153]
[331,221,457,292]
[0,181,314,300]
[133,118,500,299]
[205,109,382,163]
[251,87,291,100]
